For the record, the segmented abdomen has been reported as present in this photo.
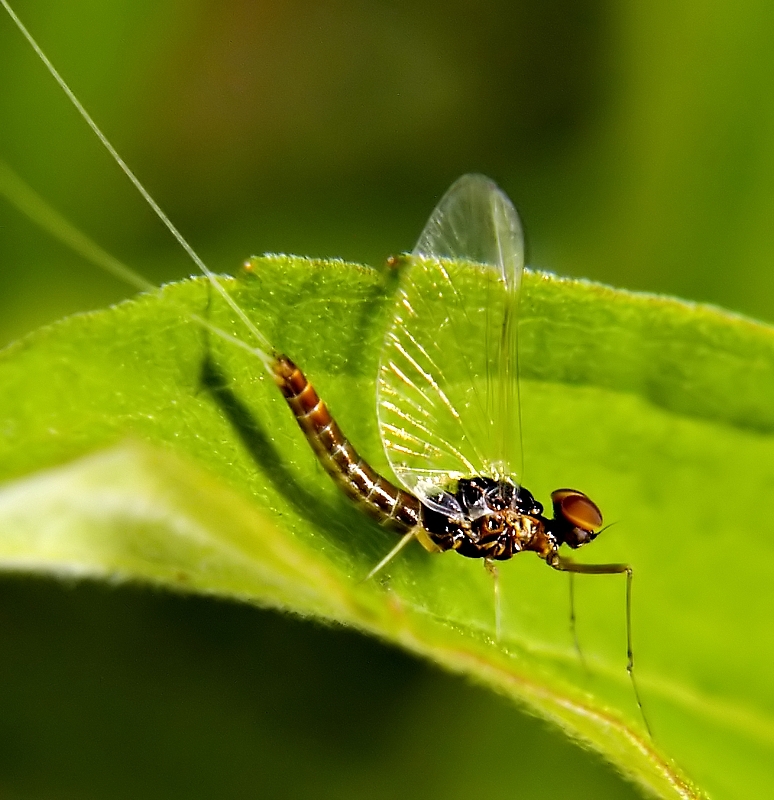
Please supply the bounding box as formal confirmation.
[272,355,420,531]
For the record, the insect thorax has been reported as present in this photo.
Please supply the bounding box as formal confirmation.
[420,477,556,561]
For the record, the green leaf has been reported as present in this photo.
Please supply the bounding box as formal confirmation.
[2,254,771,799]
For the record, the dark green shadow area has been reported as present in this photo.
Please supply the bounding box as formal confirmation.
[0,577,641,800]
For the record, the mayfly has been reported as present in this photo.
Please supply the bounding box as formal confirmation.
[1,1,649,733]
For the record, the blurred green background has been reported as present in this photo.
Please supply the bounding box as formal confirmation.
[1,0,773,797]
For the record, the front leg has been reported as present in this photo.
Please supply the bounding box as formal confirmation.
[548,552,651,738]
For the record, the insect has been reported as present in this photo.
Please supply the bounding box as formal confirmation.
[1,0,649,735]
[275,176,618,585]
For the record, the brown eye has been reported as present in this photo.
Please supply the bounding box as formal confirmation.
[551,489,603,532]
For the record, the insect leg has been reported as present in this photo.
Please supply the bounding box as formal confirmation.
[567,572,588,673]
[362,529,417,583]
[484,558,502,641]
[551,555,652,739]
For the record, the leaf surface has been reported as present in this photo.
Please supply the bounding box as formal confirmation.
[2,255,772,799]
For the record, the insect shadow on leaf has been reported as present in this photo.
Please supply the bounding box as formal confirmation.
[196,293,423,570]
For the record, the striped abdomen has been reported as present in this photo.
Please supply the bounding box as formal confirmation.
[272,354,420,532]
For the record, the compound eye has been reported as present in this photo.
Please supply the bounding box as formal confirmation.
[552,489,603,532]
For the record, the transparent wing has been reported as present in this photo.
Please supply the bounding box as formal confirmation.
[377,174,524,513]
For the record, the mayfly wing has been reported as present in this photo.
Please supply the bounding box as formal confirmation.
[377,174,525,514]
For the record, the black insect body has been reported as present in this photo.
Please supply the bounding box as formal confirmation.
[417,478,602,564]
